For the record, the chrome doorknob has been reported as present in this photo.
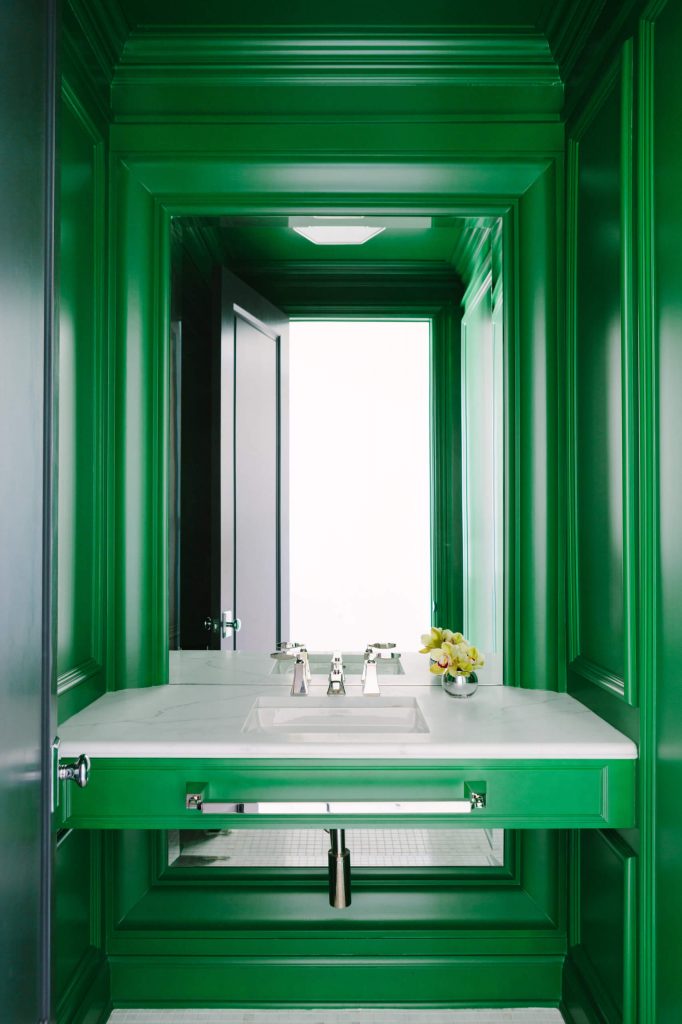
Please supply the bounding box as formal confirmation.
[58,753,90,789]
[204,612,242,638]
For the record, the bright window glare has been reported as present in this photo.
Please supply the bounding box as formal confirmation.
[288,320,431,651]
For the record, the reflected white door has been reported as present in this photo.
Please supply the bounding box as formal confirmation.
[219,269,288,651]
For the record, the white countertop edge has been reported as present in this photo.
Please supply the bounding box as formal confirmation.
[59,740,637,760]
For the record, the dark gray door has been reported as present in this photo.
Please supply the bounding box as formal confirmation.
[218,269,289,652]
[0,0,57,1020]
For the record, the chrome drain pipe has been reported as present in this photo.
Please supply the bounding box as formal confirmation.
[328,829,351,908]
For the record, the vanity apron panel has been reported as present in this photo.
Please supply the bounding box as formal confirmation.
[58,758,635,830]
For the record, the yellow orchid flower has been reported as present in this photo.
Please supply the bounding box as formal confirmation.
[419,627,445,654]
[420,627,485,678]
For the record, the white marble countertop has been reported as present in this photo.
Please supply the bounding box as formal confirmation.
[59,652,638,760]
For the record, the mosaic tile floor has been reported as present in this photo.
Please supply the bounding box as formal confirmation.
[109,1011,565,1023]
[168,827,505,868]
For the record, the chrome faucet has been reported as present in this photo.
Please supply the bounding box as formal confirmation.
[361,642,400,696]
[271,641,311,696]
[327,651,346,695]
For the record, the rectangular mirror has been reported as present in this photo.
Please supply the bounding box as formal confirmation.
[168,827,505,870]
[168,214,504,682]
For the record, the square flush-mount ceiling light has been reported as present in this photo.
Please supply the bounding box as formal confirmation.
[288,215,431,246]
[289,217,384,246]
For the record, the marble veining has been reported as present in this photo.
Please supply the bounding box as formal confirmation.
[59,662,638,759]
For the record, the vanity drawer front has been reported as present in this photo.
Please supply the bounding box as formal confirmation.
[59,758,635,830]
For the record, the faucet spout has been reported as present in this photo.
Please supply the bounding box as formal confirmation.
[327,651,346,695]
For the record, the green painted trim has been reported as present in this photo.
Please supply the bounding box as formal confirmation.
[56,946,111,1024]
[635,14,658,1024]
[58,76,108,716]
[66,0,127,84]
[109,954,564,1008]
[565,135,580,672]
[568,655,627,701]
[620,39,638,708]
[431,303,464,628]
[110,29,563,122]
[541,0,606,80]
[117,29,560,72]
[503,206,520,687]
[516,165,561,692]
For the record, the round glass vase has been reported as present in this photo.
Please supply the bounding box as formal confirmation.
[441,671,478,698]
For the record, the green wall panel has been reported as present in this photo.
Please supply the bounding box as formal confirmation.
[568,830,637,1023]
[57,83,107,722]
[516,166,561,690]
[574,74,625,682]
[55,830,94,999]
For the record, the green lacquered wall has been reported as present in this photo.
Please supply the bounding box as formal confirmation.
[55,4,112,1020]
[56,0,678,1017]
[87,1,566,1001]
[561,1,682,1022]
[562,13,641,1022]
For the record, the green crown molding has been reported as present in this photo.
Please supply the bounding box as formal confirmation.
[66,0,130,84]
[110,28,564,120]
[117,28,559,69]
[540,0,607,80]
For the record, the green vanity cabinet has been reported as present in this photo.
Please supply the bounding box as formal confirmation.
[59,757,635,831]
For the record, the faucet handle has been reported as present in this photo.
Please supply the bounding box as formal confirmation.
[367,641,400,660]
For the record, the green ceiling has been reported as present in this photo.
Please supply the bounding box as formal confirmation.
[214,216,469,268]
[177,215,495,293]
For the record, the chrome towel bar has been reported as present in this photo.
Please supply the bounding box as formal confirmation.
[185,794,486,814]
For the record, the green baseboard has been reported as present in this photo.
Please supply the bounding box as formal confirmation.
[57,947,112,1024]
[110,954,563,1008]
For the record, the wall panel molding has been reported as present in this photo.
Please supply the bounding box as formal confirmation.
[57,77,108,722]
[564,829,637,1024]
[565,41,637,707]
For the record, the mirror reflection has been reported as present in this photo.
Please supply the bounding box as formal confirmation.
[168,214,503,681]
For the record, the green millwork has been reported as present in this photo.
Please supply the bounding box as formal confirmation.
[52,0,682,1018]
[60,758,634,832]
[57,81,108,724]
[561,2,682,1022]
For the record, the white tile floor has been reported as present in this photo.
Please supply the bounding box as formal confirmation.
[169,828,505,869]
[108,1011,564,1023]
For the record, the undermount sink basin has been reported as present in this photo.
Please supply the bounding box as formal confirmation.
[242,696,429,739]
[270,653,405,676]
